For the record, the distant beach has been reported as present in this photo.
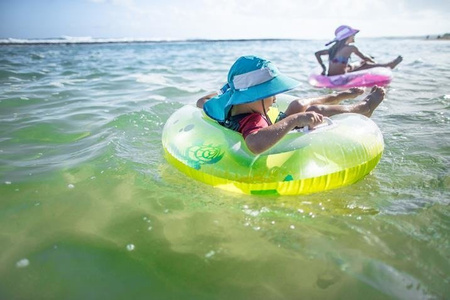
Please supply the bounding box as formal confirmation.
[426,33,450,40]
[1,35,447,46]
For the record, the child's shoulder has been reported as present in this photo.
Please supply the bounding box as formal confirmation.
[339,44,358,54]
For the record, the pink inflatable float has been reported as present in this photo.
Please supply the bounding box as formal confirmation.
[308,67,393,89]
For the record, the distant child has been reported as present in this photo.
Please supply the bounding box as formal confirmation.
[315,25,403,76]
[198,55,385,154]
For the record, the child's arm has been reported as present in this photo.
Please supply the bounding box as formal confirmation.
[315,49,329,75]
[244,112,323,154]
[351,46,375,63]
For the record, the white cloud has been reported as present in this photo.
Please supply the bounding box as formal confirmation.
[84,0,450,39]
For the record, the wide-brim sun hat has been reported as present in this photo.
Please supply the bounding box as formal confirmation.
[204,55,300,123]
[325,25,360,46]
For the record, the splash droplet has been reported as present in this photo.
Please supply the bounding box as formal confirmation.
[16,258,30,268]
[205,250,215,258]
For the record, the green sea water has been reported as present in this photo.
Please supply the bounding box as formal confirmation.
[0,38,449,299]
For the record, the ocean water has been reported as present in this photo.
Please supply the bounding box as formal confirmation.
[0,38,449,299]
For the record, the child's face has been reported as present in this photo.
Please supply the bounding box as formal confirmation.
[263,96,276,107]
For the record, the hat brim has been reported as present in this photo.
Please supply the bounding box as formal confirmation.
[228,74,299,107]
[326,29,360,45]
[203,90,232,122]
[203,74,299,123]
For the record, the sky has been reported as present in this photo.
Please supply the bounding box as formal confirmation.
[0,0,449,40]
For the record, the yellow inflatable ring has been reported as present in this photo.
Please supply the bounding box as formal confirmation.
[162,94,384,195]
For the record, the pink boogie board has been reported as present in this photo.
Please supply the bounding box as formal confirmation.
[308,67,393,89]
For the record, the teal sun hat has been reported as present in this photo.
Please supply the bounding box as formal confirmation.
[203,55,300,123]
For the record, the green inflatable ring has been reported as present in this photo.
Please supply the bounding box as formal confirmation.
[162,94,384,195]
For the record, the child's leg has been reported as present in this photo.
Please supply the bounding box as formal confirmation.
[305,86,385,118]
[284,88,364,115]
[351,56,403,72]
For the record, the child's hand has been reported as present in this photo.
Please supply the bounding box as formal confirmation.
[296,112,323,129]
[364,57,375,63]
[321,64,326,75]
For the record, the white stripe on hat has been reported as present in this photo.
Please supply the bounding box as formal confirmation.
[232,67,276,90]
[336,27,351,40]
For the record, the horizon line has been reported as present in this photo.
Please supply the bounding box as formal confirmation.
[0,34,447,46]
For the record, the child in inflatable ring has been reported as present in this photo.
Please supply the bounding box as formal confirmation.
[197,55,385,154]
[315,25,403,76]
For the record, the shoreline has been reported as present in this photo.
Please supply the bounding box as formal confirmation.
[1,35,448,46]
[0,38,303,46]
[425,33,450,40]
